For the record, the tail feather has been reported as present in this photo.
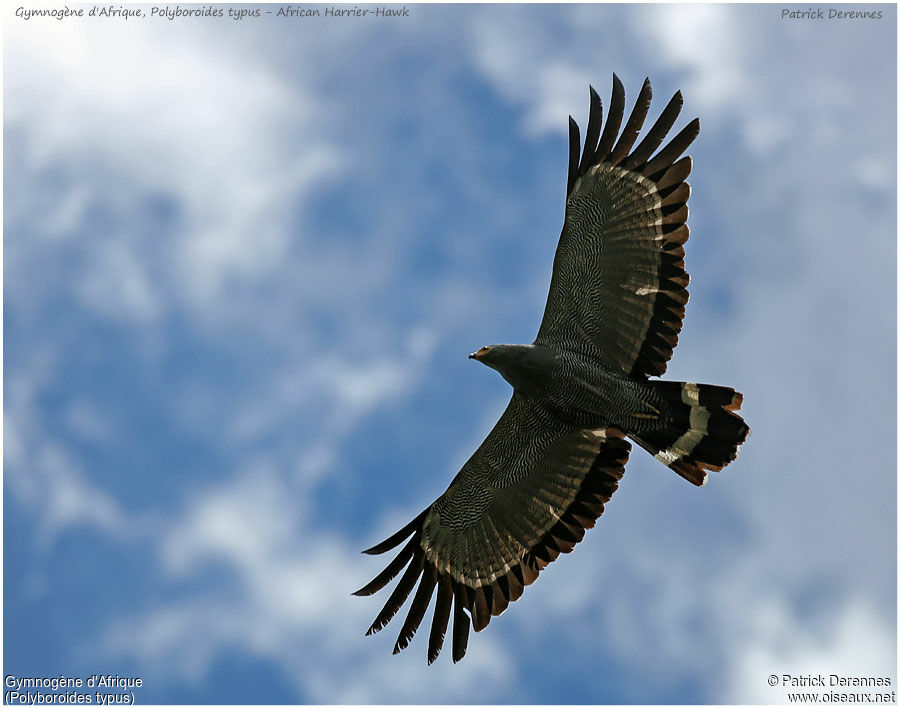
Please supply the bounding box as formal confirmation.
[635,381,748,486]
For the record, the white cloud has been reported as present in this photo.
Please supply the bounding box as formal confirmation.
[5,18,342,319]
[471,18,592,137]
[466,4,747,141]
[726,599,897,704]
[467,7,614,137]
[73,235,164,323]
[5,353,128,543]
[638,4,744,113]
[63,399,114,443]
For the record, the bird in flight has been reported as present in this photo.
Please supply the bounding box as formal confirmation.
[354,74,749,664]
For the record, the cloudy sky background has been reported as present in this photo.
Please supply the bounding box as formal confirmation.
[4,3,897,704]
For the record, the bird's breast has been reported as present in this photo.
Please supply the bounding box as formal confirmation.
[541,350,649,426]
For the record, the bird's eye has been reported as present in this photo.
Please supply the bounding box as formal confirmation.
[478,346,491,356]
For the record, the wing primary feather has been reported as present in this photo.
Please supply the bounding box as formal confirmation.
[451,583,471,663]
[362,507,429,555]
[427,573,454,664]
[622,90,683,170]
[365,548,425,635]
[506,564,524,601]
[641,117,700,178]
[551,520,579,545]
[607,77,652,165]
[393,562,439,654]
[662,204,689,224]
[353,535,418,596]
[510,563,526,588]
[464,583,477,611]
[595,73,625,159]
[578,85,603,171]
[530,542,553,564]
[540,533,561,557]
[495,573,510,604]
[567,116,581,193]
[520,558,540,585]
[492,574,510,616]
[472,585,491,632]
[659,181,691,207]
[655,156,693,190]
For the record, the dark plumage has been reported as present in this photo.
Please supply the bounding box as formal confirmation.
[355,75,749,663]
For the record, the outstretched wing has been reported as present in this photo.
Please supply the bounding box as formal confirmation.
[354,393,630,663]
[535,75,699,379]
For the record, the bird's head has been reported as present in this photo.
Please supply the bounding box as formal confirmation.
[468,344,536,370]
[468,345,494,363]
[470,345,513,374]
[468,343,554,395]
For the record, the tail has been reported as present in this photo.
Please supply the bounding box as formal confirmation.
[633,381,749,486]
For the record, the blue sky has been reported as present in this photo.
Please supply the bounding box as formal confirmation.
[4,3,897,704]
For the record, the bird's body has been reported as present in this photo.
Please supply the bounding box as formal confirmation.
[356,75,750,664]
[547,347,663,426]
[477,343,660,426]
[474,343,743,484]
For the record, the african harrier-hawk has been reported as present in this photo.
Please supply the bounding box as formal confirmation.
[355,75,749,664]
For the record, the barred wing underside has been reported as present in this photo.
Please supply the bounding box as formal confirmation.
[354,393,630,663]
[536,75,699,379]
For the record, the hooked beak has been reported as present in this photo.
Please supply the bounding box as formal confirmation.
[468,352,478,360]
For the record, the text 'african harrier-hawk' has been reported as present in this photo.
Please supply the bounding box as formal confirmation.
[355,75,749,664]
